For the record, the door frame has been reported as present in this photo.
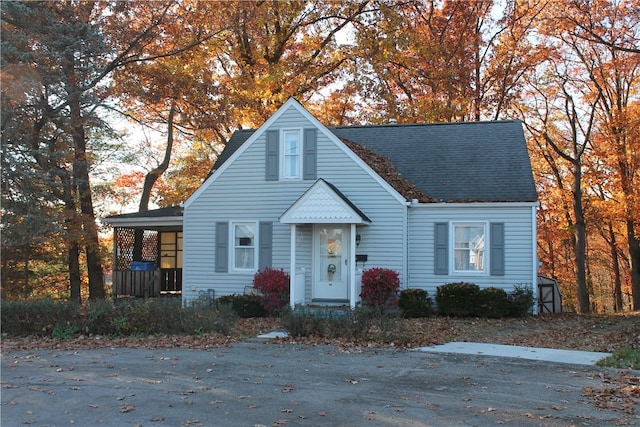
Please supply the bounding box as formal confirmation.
[288,223,358,308]
[312,224,349,301]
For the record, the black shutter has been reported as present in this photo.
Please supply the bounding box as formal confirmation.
[258,222,273,270]
[434,222,448,275]
[490,223,505,276]
[303,128,317,180]
[215,222,228,272]
[265,130,279,181]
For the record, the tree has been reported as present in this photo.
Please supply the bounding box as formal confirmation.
[349,0,540,123]
[111,1,372,208]
[1,1,200,300]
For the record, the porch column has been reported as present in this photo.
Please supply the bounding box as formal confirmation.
[289,224,296,308]
[349,223,357,308]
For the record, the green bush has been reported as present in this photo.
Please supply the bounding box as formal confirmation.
[474,287,509,318]
[2,298,239,338]
[398,288,434,318]
[507,285,534,317]
[435,282,479,316]
[51,322,80,339]
[1,299,82,337]
[216,294,267,318]
[280,306,375,340]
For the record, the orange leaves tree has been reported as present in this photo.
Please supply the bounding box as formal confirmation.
[517,0,640,312]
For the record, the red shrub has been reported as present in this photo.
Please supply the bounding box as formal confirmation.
[252,267,290,314]
[359,268,400,311]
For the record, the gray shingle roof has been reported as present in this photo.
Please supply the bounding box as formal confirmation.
[212,121,538,203]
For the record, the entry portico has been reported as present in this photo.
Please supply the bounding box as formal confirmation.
[279,179,370,308]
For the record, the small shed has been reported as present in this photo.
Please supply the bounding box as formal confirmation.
[537,275,562,314]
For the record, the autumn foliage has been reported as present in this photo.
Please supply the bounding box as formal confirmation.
[359,268,400,312]
[252,267,290,314]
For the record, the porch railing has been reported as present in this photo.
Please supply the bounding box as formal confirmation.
[113,268,182,298]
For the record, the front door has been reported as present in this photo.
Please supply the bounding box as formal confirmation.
[313,225,349,301]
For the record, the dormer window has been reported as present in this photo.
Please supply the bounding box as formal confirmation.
[265,128,316,182]
[282,129,302,179]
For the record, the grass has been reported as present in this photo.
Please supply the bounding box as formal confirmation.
[597,347,640,370]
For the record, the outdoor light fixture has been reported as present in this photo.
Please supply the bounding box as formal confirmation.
[355,234,361,247]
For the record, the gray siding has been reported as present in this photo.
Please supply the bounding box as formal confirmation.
[183,106,407,302]
[407,205,535,297]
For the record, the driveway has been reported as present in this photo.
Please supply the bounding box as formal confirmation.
[1,341,635,426]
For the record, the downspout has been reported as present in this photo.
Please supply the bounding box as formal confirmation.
[404,200,416,289]
[350,223,357,308]
[531,204,539,314]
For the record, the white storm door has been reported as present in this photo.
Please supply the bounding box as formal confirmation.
[313,225,349,300]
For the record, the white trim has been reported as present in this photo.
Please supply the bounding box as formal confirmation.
[280,128,303,180]
[231,221,258,272]
[289,224,297,308]
[280,179,370,224]
[410,201,539,209]
[349,223,357,308]
[100,217,183,227]
[450,221,489,275]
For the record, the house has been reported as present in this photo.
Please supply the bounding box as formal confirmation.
[104,98,538,308]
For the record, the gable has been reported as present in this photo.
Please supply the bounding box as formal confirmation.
[196,100,537,205]
[279,179,371,224]
[187,98,406,208]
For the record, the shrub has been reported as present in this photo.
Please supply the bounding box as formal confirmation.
[398,288,434,318]
[279,306,369,339]
[360,268,400,312]
[474,287,509,318]
[1,299,81,337]
[1,298,239,338]
[507,284,534,317]
[252,267,290,314]
[435,282,479,316]
[216,294,267,318]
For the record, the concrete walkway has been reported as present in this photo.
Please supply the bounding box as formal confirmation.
[258,332,613,366]
[417,342,612,366]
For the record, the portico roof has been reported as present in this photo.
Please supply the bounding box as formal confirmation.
[279,179,371,225]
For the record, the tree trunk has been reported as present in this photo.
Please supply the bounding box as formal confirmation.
[139,101,176,212]
[572,163,590,313]
[68,241,82,303]
[628,220,640,311]
[608,224,624,312]
[66,71,105,300]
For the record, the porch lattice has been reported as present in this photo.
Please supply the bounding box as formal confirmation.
[115,228,158,270]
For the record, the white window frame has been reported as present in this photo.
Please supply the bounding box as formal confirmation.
[280,129,302,180]
[451,222,488,275]
[231,221,258,271]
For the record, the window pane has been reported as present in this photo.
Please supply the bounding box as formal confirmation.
[234,223,255,269]
[283,131,300,178]
[454,225,485,271]
[235,248,254,269]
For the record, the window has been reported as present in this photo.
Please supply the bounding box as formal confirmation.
[453,223,486,272]
[281,130,302,179]
[160,232,183,268]
[233,222,256,270]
